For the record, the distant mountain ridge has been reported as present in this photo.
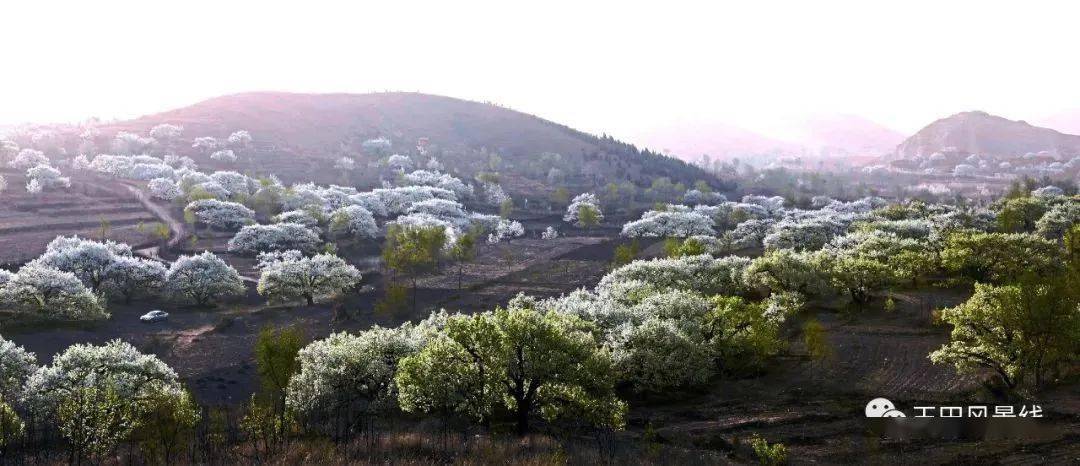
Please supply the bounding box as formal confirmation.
[895,110,1080,159]
[102,92,717,189]
[635,114,905,163]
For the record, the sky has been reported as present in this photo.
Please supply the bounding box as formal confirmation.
[4,0,1080,144]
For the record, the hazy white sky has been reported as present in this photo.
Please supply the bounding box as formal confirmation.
[4,0,1080,141]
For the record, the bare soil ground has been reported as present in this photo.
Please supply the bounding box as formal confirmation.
[0,173,159,266]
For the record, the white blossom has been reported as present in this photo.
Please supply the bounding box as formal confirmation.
[26,164,70,191]
[373,186,457,215]
[255,251,361,305]
[334,156,356,172]
[486,219,524,244]
[401,170,473,199]
[286,326,421,421]
[210,149,236,163]
[541,226,559,240]
[953,164,977,178]
[564,192,604,225]
[0,336,38,401]
[597,255,751,305]
[227,130,252,150]
[165,252,246,306]
[102,256,167,303]
[210,171,253,197]
[111,131,154,154]
[10,149,49,169]
[329,205,379,240]
[227,223,322,256]
[149,124,183,143]
[148,177,181,201]
[425,157,443,171]
[191,136,218,154]
[0,265,107,320]
[362,136,392,152]
[29,236,133,291]
[1032,185,1064,198]
[621,210,715,238]
[184,199,255,230]
[24,340,182,413]
[481,183,511,206]
[274,209,321,229]
[386,154,412,171]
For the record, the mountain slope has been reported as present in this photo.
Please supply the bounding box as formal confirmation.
[895,111,1080,159]
[104,92,716,189]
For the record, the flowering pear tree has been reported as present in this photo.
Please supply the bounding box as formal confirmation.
[541,226,559,240]
[29,236,132,291]
[148,177,181,201]
[102,256,167,303]
[10,149,49,170]
[227,223,322,256]
[165,252,246,306]
[564,193,604,227]
[621,210,715,238]
[255,251,362,305]
[184,199,255,230]
[0,265,107,319]
[329,205,379,241]
[0,336,38,401]
[286,327,421,428]
[210,149,236,163]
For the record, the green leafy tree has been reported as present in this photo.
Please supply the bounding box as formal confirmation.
[703,296,786,374]
[382,224,447,311]
[941,231,1060,283]
[664,237,706,258]
[0,401,23,455]
[551,187,570,206]
[152,222,171,248]
[749,434,788,466]
[577,204,601,229]
[744,250,830,297]
[375,282,409,318]
[448,231,478,291]
[136,390,200,465]
[253,326,306,441]
[888,249,938,286]
[802,319,832,363]
[396,300,626,434]
[930,276,1080,393]
[499,199,514,218]
[996,196,1048,232]
[612,240,640,267]
[58,385,137,465]
[829,256,894,305]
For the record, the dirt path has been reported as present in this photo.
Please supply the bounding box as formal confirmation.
[123,183,187,249]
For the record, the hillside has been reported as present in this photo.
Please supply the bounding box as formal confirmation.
[895,110,1080,159]
[102,92,719,190]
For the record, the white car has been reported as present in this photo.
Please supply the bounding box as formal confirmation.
[140,310,169,323]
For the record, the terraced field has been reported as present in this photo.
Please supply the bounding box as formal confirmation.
[0,171,159,266]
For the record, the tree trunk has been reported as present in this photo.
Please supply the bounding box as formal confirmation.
[515,401,530,436]
[306,295,314,306]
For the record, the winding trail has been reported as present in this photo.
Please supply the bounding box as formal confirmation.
[123,184,187,250]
